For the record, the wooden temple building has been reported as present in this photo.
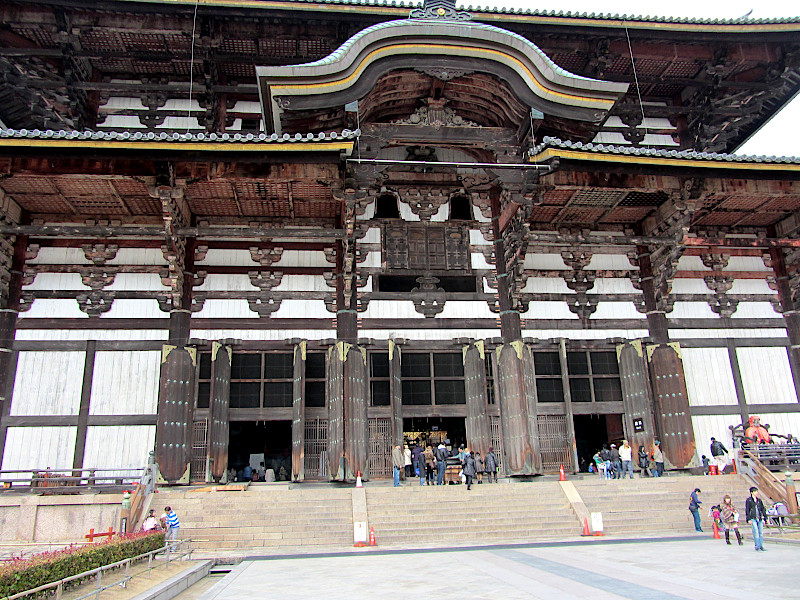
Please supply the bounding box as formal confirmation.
[0,0,799,483]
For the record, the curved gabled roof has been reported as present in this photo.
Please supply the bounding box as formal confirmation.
[257,18,628,133]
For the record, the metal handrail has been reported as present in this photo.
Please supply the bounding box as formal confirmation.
[4,539,191,600]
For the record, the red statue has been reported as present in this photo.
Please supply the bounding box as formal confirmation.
[744,416,771,444]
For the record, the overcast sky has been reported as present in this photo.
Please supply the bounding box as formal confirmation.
[460,0,799,156]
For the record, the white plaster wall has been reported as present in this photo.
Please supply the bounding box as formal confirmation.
[587,254,634,270]
[17,299,88,319]
[195,249,254,267]
[1,427,77,471]
[10,352,85,416]
[100,299,164,319]
[731,302,781,319]
[272,299,331,319]
[273,275,329,292]
[83,426,156,474]
[24,273,87,291]
[90,351,160,415]
[108,248,168,266]
[521,301,577,319]
[691,415,742,453]
[106,273,169,291]
[14,330,168,341]
[196,274,258,292]
[191,329,335,341]
[669,302,717,319]
[682,348,737,406]
[436,301,496,319]
[361,300,419,320]
[27,248,89,266]
[272,250,329,268]
[523,254,568,269]
[737,347,796,404]
[521,278,571,293]
[192,299,258,319]
[591,302,642,320]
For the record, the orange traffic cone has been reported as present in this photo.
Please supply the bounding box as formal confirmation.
[713,521,721,539]
[581,518,592,536]
[355,471,363,488]
[559,464,566,481]
[369,527,376,546]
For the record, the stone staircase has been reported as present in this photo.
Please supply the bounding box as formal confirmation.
[160,484,354,553]
[364,481,577,547]
[158,473,760,556]
[572,474,756,536]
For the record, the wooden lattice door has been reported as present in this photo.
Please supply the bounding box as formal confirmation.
[304,418,328,479]
[368,417,392,478]
[537,415,573,473]
[190,419,208,482]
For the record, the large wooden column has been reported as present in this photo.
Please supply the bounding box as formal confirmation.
[291,341,306,482]
[636,245,697,468]
[617,340,657,456]
[326,341,368,481]
[463,341,490,458]
[768,247,800,400]
[0,234,27,463]
[207,341,231,482]
[389,340,403,447]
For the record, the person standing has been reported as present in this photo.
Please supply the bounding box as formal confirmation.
[619,440,634,479]
[403,445,412,479]
[720,494,743,546]
[162,506,180,548]
[462,448,477,490]
[745,486,768,551]
[484,446,499,483]
[423,445,435,485]
[637,445,649,478]
[434,442,448,485]
[600,444,612,480]
[710,437,729,473]
[610,444,621,479]
[411,443,424,483]
[473,451,484,484]
[653,441,665,477]
[689,488,703,532]
[392,444,404,487]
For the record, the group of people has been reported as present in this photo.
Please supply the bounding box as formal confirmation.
[690,486,771,551]
[391,442,500,490]
[590,440,666,479]
[141,506,181,545]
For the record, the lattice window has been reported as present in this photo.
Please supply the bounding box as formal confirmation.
[190,419,209,482]
[537,415,573,473]
[369,352,390,407]
[567,351,623,403]
[382,223,470,272]
[533,352,563,402]
[490,415,503,473]
[304,418,328,479]
[195,351,296,409]
[368,418,392,477]
[401,352,466,405]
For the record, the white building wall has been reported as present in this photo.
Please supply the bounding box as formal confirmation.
[90,351,161,415]
[1,427,77,471]
[691,415,742,452]
[737,347,796,404]
[682,348,737,406]
[83,426,156,474]
[10,352,85,416]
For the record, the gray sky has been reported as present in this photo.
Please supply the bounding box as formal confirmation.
[460,0,799,156]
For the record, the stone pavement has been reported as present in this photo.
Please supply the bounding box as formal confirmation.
[196,537,799,600]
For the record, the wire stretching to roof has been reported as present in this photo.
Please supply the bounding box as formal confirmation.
[186,0,200,133]
[624,23,649,147]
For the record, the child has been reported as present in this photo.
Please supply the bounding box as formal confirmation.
[701,455,710,475]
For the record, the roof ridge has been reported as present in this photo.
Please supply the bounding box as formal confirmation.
[0,128,360,143]
[532,136,800,163]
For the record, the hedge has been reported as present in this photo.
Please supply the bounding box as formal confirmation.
[0,531,166,598]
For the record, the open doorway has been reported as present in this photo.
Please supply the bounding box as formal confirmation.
[573,414,624,472]
[403,417,466,451]
[228,420,291,481]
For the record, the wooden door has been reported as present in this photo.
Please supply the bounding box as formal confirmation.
[207,342,231,482]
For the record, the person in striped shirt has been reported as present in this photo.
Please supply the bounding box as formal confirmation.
[161,506,180,547]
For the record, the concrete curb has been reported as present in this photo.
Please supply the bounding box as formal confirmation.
[129,560,213,600]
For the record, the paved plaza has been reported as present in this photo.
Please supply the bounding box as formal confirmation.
[197,537,799,600]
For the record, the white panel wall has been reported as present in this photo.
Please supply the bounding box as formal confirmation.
[592,302,642,320]
[196,249,253,267]
[27,248,89,265]
[522,278,571,293]
[101,299,164,319]
[738,347,796,404]
[272,299,331,319]
[108,248,169,266]
[191,329,334,341]
[18,299,88,319]
[669,302,717,319]
[361,300,419,319]
[10,352,85,415]
[107,273,169,291]
[437,301,495,319]
[24,273,87,291]
[586,254,634,270]
[90,351,160,415]
[83,426,156,473]
[15,330,168,341]
[272,250,329,268]
[193,299,257,319]
[521,301,576,319]
[691,415,741,454]
[523,254,567,269]
[683,348,737,406]
[273,275,328,292]
[672,329,787,340]
[1,427,77,471]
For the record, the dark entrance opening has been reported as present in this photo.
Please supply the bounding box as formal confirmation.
[402,416,466,450]
[573,414,625,472]
[228,420,291,481]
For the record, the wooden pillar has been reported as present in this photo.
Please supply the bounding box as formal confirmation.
[463,341,490,458]
[490,187,522,341]
[389,340,403,447]
[207,341,231,482]
[326,341,368,481]
[768,247,800,401]
[617,340,657,458]
[637,248,697,469]
[557,339,578,473]
[494,342,538,475]
[0,234,27,465]
[72,340,97,470]
[291,341,306,482]
[155,305,195,483]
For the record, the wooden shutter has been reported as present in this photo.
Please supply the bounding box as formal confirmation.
[383,223,409,269]
[207,342,231,482]
[291,341,306,482]
[445,224,470,270]
[617,340,657,458]
[463,341,490,458]
[155,345,196,482]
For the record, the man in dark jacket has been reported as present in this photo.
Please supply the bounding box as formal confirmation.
[609,444,621,479]
[710,437,729,473]
[745,486,768,551]
[434,443,449,485]
[484,447,499,483]
[462,449,477,490]
[689,488,703,532]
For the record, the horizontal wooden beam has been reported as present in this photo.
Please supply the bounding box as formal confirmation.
[690,404,800,416]
[0,224,346,239]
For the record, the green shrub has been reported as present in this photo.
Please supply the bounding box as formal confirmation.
[0,532,165,598]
